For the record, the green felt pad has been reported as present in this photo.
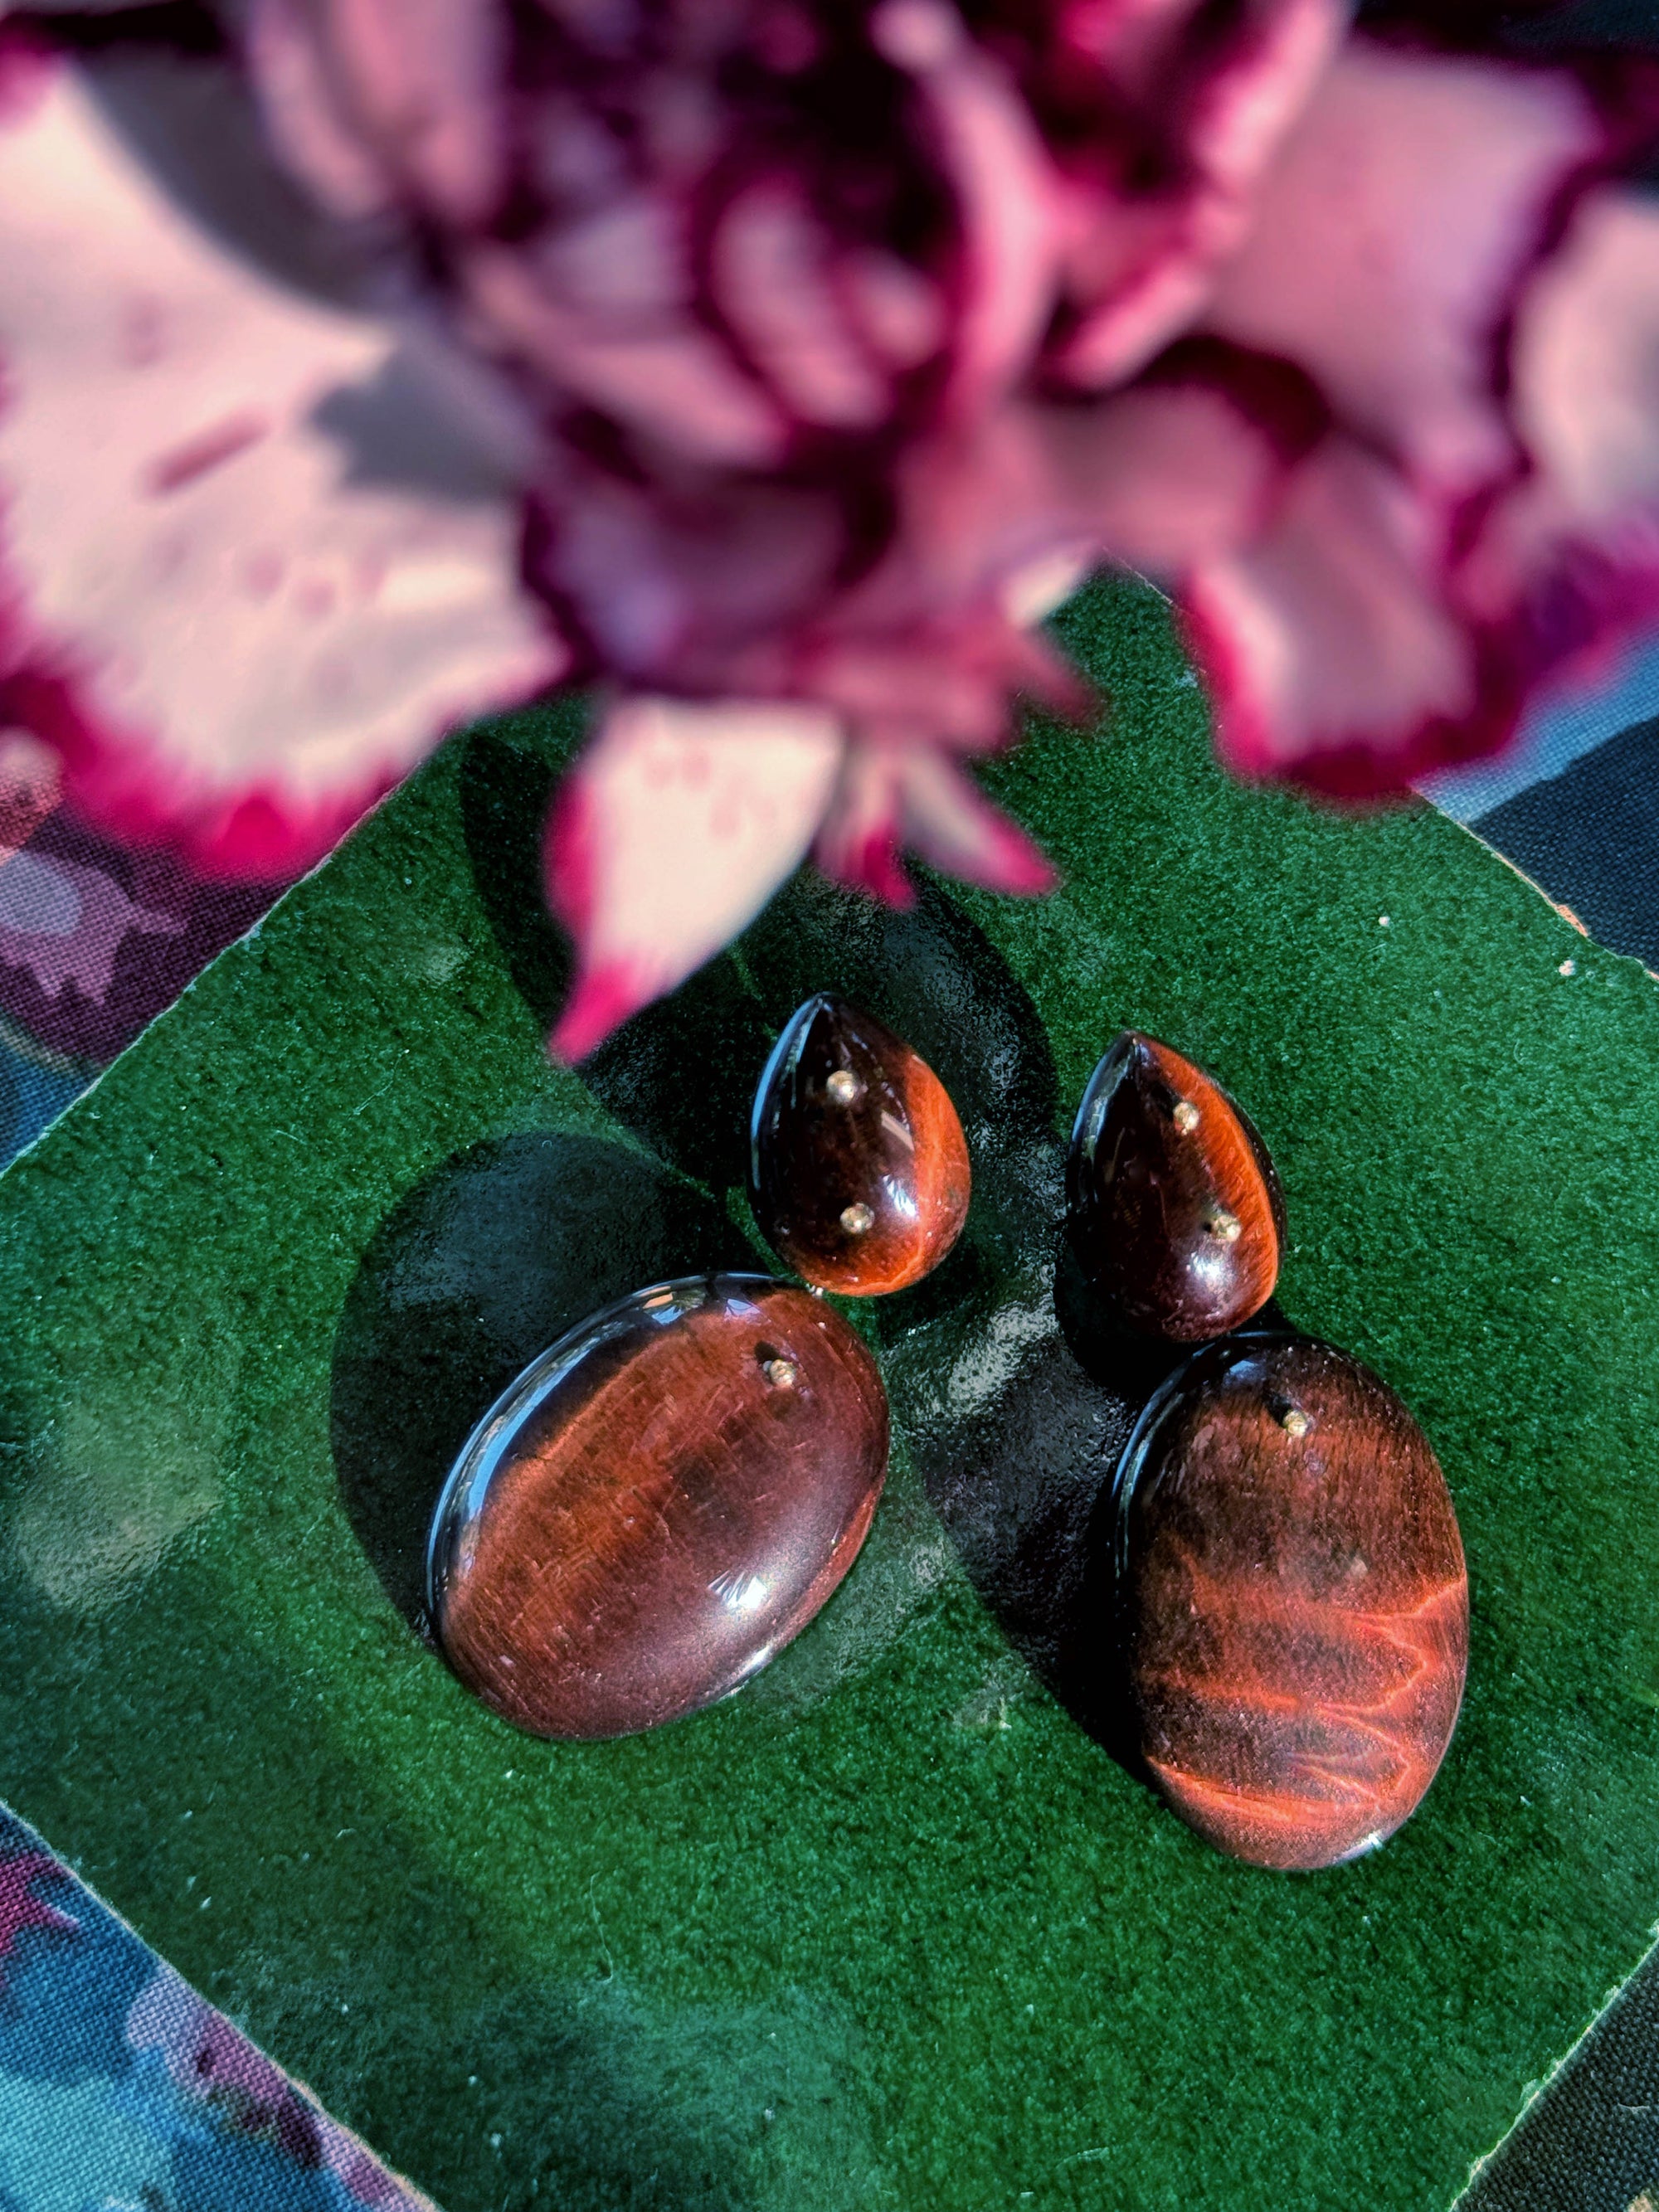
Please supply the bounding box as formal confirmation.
[1,578,1657,2212]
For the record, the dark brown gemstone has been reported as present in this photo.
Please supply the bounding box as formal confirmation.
[1068,1032,1285,1342]
[750,995,971,1296]
[1115,1336,1468,1870]
[427,1275,888,1739]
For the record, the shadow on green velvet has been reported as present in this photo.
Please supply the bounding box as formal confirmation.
[331,1130,749,1630]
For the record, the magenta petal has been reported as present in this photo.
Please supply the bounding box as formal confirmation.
[545,697,844,1061]
[812,743,917,908]
[0,47,566,876]
[1181,440,1506,793]
[1204,39,1629,497]
[896,749,1058,894]
[1465,188,1659,688]
[247,0,506,226]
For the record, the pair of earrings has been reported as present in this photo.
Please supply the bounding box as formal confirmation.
[1069,1034,1467,1872]
[426,1000,1468,1875]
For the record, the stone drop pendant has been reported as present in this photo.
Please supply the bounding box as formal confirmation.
[750,994,971,1296]
[1068,1031,1285,1342]
[427,1275,889,1739]
[1111,1335,1468,1871]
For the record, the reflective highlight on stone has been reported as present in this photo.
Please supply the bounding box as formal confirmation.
[751,995,971,1296]
[1114,1337,1467,1872]
[427,1275,889,1739]
[1068,1032,1285,1342]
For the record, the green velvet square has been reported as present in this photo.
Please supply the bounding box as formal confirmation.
[1,578,1656,2212]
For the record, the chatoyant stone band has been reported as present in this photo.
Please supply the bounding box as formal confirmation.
[427,1275,888,1740]
[421,1001,1467,1874]
[1112,1335,1467,1871]
[750,994,971,1296]
[1068,1032,1285,1342]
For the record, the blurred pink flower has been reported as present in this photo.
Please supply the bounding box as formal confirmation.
[2,2,1657,1053]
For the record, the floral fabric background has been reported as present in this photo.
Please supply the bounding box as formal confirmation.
[0,735,290,1167]
[0,1803,428,2212]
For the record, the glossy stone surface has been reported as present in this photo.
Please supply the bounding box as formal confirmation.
[1068,1032,1285,1342]
[427,1275,888,1738]
[1115,1337,1467,1871]
[750,995,971,1296]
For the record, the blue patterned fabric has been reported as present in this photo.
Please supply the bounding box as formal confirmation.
[0,1808,430,2212]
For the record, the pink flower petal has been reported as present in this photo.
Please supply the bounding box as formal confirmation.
[1512,190,1659,527]
[244,0,401,221]
[247,0,506,226]
[546,696,844,1062]
[873,0,1063,414]
[1464,187,1659,686]
[710,179,895,433]
[1185,174,1659,797]
[812,741,917,907]
[812,735,1056,903]
[1181,439,1508,792]
[461,238,791,471]
[894,746,1058,893]
[1039,347,1324,575]
[1047,0,1348,387]
[0,45,565,875]
[1203,39,1628,498]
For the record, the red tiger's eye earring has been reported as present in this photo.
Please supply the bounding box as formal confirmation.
[750,994,971,1296]
[1067,1031,1284,1343]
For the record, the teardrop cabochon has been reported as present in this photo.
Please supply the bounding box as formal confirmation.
[1109,1334,1468,1872]
[750,995,971,1296]
[1068,1033,1286,1342]
[428,1275,890,1740]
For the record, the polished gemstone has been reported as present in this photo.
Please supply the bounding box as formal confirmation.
[1068,1032,1284,1341]
[1114,1336,1467,1871]
[427,1275,888,1739]
[750,995,971,1296]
